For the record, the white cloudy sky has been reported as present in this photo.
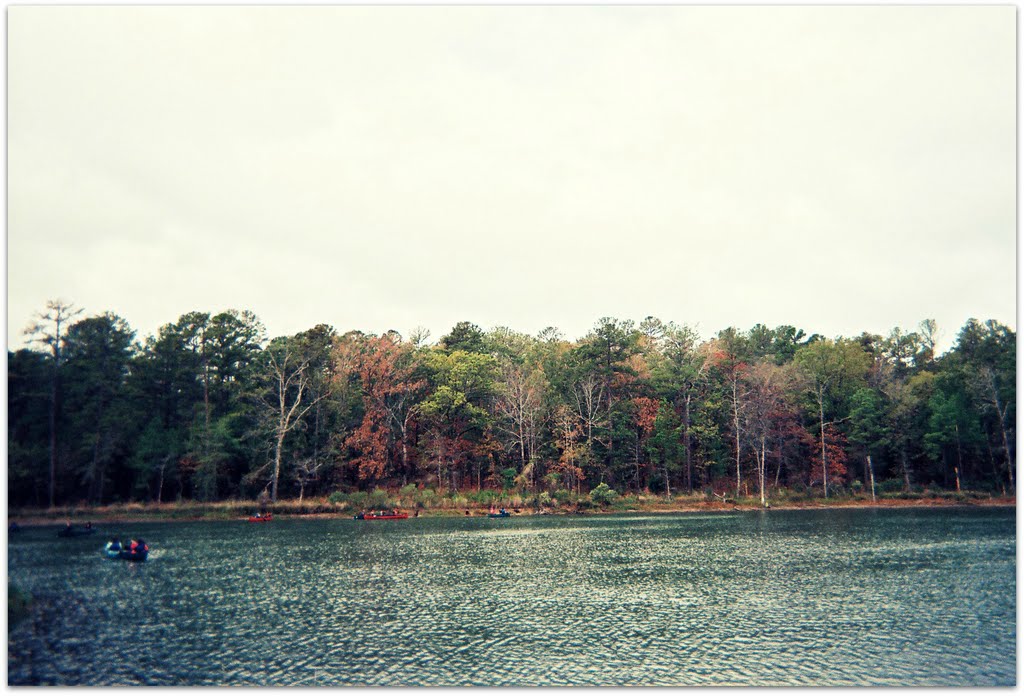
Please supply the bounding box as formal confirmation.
[7,6,1016,352]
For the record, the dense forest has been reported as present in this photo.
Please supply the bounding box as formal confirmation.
[7,301,1016,509]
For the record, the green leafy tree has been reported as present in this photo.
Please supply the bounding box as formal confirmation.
[441,321,487,354]
[847,387,888,499]
[924,385,980,491]
[419,349,498,490]
[574,318,642,486]
[953,319,1015,492]
[589,482,619,506]
[7,349,51,505]
[62,313,138,503]
[794,338,870,497]
[23,299,82,507]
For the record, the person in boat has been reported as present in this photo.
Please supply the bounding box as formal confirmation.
[85,521,92,530]
[108,538,122,551]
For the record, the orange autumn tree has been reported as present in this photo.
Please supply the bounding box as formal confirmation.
[629,396,661,489]
[335,332,427,485]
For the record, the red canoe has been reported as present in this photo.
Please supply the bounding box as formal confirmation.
[248,514,273,523]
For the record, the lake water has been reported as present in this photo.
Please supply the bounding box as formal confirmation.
[7,507,1016,686]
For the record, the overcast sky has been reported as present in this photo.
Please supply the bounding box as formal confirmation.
[7,6,1016,354]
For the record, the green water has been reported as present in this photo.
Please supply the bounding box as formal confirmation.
[7,507,1016,686]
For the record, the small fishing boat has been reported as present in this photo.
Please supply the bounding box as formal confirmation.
[105,539,149,562]
[120,540,149,560]
[58,524,96,538]
[488,508,511,518]
[248,513,273,523]
[354,509,409,520]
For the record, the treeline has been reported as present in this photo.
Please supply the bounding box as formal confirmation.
[7,301,1016,508]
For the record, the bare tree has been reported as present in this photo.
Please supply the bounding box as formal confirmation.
[293,456,329,502]
[572,373,606,448]
[24,299,82,508]
[972,366,1014,493]
[408,326,432,347]
[743,361,800,507]
[494,361,545,484]
[261,341,327,502]
[553,404,584,494]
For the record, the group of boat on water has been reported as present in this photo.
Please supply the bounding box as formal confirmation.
[17,506,517,562]
[354,509,410,520]
[47,522,150,561]
[352,507,512,519]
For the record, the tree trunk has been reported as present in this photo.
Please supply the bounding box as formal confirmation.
[996,407,1014,493]
[313,398,322,493]
[605,341,615,474]
[683,396,693,493]
[818,390,828,499]
[48,374,58,508]
[733,381,742,498]
[954,424,963,492]
[156,456,167,504]
[759,437,767,508]
[774,433,784,489]
[272,430,285,502]
[203,362,211,455]
[985,372,1015,493]
[90,434,103,503]
[519,420,526,470]
[867,455,876,502]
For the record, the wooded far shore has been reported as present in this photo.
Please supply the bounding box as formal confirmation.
[10,304,1015,512]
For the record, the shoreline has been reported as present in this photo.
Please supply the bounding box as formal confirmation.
[9,497,1015,527]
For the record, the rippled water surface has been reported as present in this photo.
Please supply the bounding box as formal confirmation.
[7,507,1016,686]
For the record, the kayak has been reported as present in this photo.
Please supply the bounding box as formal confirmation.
[248,514,273,523]
[58,526,96,538]
[488,511,511,518]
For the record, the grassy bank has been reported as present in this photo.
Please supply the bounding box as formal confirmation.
[8,486,1014,525]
